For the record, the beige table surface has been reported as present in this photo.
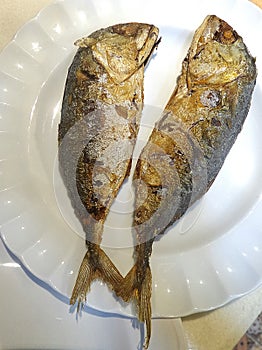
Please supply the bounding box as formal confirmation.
[0,1,262,349]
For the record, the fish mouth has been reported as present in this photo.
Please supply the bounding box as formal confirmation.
[135,25,160,67]
[212,17,238,44]
[190,15,239,59]
[143,36,162,68]
[202,15,239,45]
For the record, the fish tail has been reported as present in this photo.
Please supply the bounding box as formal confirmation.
[70,244,123,310]
[139,265,152,349]
[118,263,152,349]
[70,250,96,310]
[98,248,124,288]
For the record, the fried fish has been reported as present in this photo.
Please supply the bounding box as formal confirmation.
[58,23,159,309]
[117,15,257,348]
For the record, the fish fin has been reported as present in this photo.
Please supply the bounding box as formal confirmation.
[70,246,123,309]
[118,264,152,349]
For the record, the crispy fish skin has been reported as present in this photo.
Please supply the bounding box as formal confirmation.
[58,23,159,308]
[118,15,257,348]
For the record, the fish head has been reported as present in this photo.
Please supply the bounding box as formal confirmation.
[75,23,159,83]
[188,15,257,86]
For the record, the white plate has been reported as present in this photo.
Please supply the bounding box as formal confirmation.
[0,240,187,350]
[1,0,262,318]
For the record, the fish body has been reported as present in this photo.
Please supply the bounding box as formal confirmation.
[58,23,159,307]
[118,15,257,348]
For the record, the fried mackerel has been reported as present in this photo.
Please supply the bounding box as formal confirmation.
[117,15,257,348]
[58,23,159,309]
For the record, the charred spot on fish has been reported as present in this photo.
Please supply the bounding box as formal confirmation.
[151,185,162,195]
[85,192,107,218]
[83,103,96,116]
[132,100,140,111]
[176,149,184,156]
[135,208,143,220]
[90,206,107,221]
[151,186,168,199]
[214,21,238,44]
[200,90,221,108]
[134,204,157,225]
[211,118,221,127]
[132,92,140,105]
